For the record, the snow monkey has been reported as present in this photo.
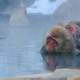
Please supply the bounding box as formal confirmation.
[40,22,80,70]
[65,22,80,50]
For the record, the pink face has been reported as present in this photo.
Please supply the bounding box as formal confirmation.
[66,24,76,34]
[45,37,58,52]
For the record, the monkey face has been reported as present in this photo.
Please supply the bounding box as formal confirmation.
[45,36,58,53]
[44,26,72,53]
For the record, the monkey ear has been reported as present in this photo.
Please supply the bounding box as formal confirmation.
[66,24,76,33]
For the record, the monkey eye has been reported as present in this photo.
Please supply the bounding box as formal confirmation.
[51,33,58,38]
[46,36,58,45]
[46,37,52,44]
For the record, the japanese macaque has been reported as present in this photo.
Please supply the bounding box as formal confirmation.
[40,22,80,70]
[41,24,75,54]
[65,22,80,50]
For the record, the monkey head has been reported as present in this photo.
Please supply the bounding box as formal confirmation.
[43,25,74,54]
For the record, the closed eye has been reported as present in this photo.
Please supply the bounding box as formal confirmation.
[51,33,58,38]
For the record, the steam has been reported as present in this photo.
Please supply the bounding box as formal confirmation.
[9,0,28,26]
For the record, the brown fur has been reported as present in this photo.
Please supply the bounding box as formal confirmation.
[43,24,75,54]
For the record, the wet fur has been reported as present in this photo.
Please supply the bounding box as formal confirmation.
[40,22,80,70]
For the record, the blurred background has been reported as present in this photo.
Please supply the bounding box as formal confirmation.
[0,0,80,77]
